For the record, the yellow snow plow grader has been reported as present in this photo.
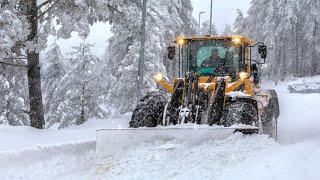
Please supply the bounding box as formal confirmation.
[96,36,279,162]
[129,36,279,139]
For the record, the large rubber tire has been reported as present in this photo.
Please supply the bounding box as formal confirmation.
[129,91,168,128]
[261,90,280,140]
[220,102,258,127]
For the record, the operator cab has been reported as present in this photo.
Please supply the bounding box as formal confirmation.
[188,38,245,78]
[183,36,251,81]
[168,36,266,82]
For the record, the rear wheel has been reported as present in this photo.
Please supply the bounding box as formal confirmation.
[261,90,279,140]
[129,91,168,128]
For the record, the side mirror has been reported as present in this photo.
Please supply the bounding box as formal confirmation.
[167,46,175,60]
[258,45,267,59]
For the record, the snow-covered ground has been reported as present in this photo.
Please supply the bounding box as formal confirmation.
[1,79,320,180]
[0,114,130,180]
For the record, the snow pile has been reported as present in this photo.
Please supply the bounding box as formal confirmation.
[0,114,131,180]
[0,141,95,180]
[96,133,276,180]
[286,75,320,93]
[226,91,252,98]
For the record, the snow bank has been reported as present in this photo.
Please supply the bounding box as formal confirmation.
[0,114,131,179]
[0,141,95,180]
[0,114,130,152]
[286,75,320,93]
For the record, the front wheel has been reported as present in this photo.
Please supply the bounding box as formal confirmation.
[129,91,168,128]
[220,102,258,127]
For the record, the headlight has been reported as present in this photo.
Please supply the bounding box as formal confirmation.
[232,37,241,44]
[154,73,163,82]
[239,72,248,79]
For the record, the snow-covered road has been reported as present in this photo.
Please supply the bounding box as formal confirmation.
[95,82,320,180]
[1,80,320,180]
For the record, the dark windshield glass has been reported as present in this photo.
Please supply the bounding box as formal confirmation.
[187,40,241,77]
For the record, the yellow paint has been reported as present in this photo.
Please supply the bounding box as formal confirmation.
[157,79,173,92]
[176,36,253,45]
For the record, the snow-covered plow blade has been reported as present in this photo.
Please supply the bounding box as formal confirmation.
[96,126,258,163]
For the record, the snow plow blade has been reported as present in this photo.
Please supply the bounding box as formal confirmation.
[96,126,258,163]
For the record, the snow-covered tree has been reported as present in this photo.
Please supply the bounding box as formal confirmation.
[0,0,116,128]
[234,0,320,81]
[104,0,196,114]
[48,41,108,129]
[221,24,233,36]
[42,42,66,91]
[41,42,66,127]
[200,20,218,36]
[0,65,29,126]
[233,9,246,35]
[0,2,29,59]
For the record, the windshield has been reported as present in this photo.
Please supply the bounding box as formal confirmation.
[185,40,242,77]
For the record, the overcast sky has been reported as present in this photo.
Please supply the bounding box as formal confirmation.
[53,0,252,57]
[191,0,252,33]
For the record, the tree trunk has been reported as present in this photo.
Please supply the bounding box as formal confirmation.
[290,18,295,75]
[311,20,318,76]
[281,36,286,80]
[295,20,299,77]
[27,0,45,129]
[78,84,85,125]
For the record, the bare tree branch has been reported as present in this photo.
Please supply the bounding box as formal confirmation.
[107,4,121,13]
[37,0,55,10]
[36,0,59,20]
[0,60,28,67]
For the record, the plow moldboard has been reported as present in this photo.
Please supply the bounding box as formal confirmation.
[96,127,257,163]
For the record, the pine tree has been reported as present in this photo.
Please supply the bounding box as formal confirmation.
[104,0,196,114]
[234,0,320,80]
[0,64,29,126]
[50,41,108,129]
[200,20,218,36]
[222,24,233,36]
[1,0,118,128]
[42,42,66,128]
[233,9,246,35]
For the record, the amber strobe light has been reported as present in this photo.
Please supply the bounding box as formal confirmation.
[178,38,184,45]
[232,37,241,44]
